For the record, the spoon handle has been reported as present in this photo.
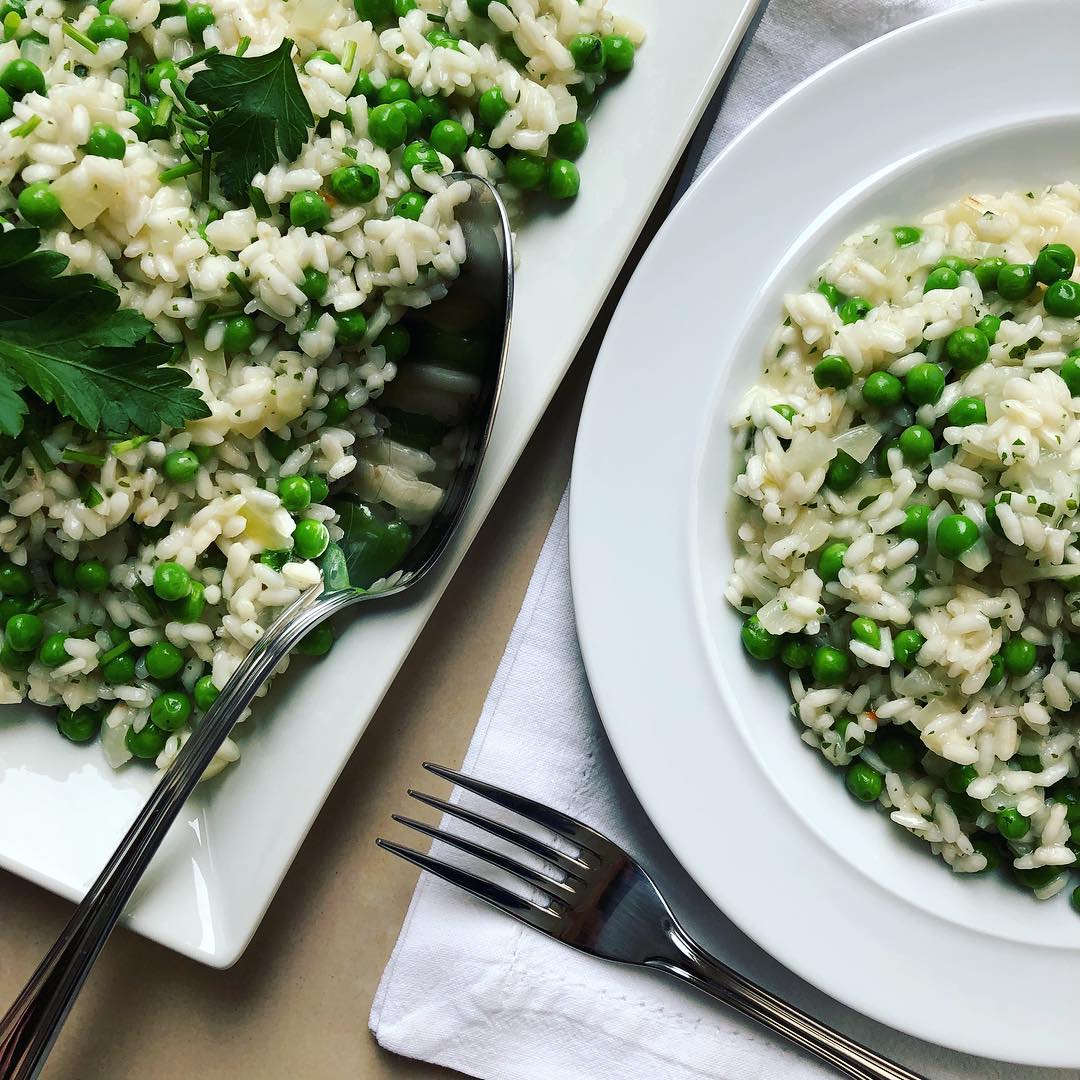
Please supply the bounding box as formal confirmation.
[0,585,340,1079]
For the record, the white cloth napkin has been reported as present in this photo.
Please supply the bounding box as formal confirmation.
[370,2,1066,1077]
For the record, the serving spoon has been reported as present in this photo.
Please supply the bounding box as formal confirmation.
[0,172,513,1080]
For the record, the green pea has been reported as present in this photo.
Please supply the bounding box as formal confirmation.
[996,807,1029,840]
[389,97,423,136]
[1002,636,1037,676]
[861,371,902,408]
[151,689,192,731]
[194,673,219,711]
[936,255,971,275]
[1034,242,1075,285]
[779,638,813,669]
[817,281,845,308]
[996,262,1036,301]
[772,403,796,423]
[551,120,588,159]
[506,151,547,191]
[0,642,30,671]
[0,86,11,123]
[329,498,412,585]
[924,266,959,293]
[425,29,460,50]
[172,579,205,623]
[219,314,256,354]
[1044,279,1080,318]
[1070,886,1080,914]
[300,266,329,300]
[568,32,605,72]
[824,449,861,493]
[817,541,848,583]
[294,519,330,559]
[893,629,925,669]
[17,181,63,228]
[415,93,449,128]
[329,163,380,204]
[547,159,580,201]
[898,424,933,464]
[945,325,988,370]
[144,59,179,95]
[936,514,980,559]
[309,475,329,503]
[350,70,377,98]
[74,559,108,593]
[297,623,334,656]
[126,720,167,759]
[811,645,850,687]
[57,705,101,743]
[477,86,509,128]
[145,640,184,680]
[850,617,880,649]
[82,123,126,161]
[813,355,853,390]
[374,78,410,105]
[401,139,441,174]
[904,362,945,406]
[740,614,780,661]
[87,12,129,40]
[393,190,427,220]
[289,189,331,230]
[876,728,919,772]
[430,118,467,158]
[126,98,154,140]
[602,32,634,72]
[949,791,982,822]
[278,475,312,513]
[1053,784,1080,824]
[184,1,213,35]
[335,312,368,346]
[985,653,1005,687]
[838,297,871,324]
[1061,354,1080,396]
[973,256,1006,292]
[892,225,921,248]
[976,314,1001,343]
[945,763,978,795]
[0,563,32,596]
[947,397,987,427]
[845,762,883,802]
[38,632,70,668]
[0,59,45,98]
[152,562,190,603]
[376,324,410,361]
[1014,865,1063,891]
[897,503,931,544]
[5,612,42,652]
[102,653,136,685]
[323,395,350,425]
[0,597,28,624]
[163,449,199,483]
[972,838,1000,873]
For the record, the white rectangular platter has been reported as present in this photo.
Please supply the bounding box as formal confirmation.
[0,0,759,967]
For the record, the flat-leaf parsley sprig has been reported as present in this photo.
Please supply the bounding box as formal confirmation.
[0,229,210,439]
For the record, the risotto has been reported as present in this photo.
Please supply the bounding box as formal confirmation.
[728,183,1080,904]
[0,0,642,774]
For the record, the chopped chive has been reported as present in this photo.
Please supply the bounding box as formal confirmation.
[27,597,63,614]
[127,55,141,97]
[11,115,41,138]
[110,434,153,456]
[200,149,211,201]
[341,146,357,159]
[174,112,210,131]
[159,160,202,182]
[167,342,184,365]
[178,45,219,70]
[26,437,54,473]
[153,96,174,128]
[227,272,252,301]
[171,80,206,118]
[342,39,357,72]
[132,580,162,618]
[248,185,271,218]
[62,21,99,53]
[62,448,106,467]
[0,456,18,483]
[99,638,132,665]
[79,480,104,508]
[236,35,250,56]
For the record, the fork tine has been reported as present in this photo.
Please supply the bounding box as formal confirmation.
[376,838,563,934]
[407,788,591,878]
[423,762,616,858]
[392,814,575,899]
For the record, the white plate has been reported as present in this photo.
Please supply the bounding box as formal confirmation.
[570,0,1080,1067]
[0,0,759,968]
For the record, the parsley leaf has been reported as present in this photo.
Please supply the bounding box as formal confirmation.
[0,229,209,437]
[188,39,313,202]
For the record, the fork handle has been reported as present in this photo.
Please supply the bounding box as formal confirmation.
[650,924,924,1080]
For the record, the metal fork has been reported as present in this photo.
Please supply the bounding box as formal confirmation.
[378,764,924,1080]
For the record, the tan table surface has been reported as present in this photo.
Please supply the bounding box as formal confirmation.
[0,143,696,1074]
